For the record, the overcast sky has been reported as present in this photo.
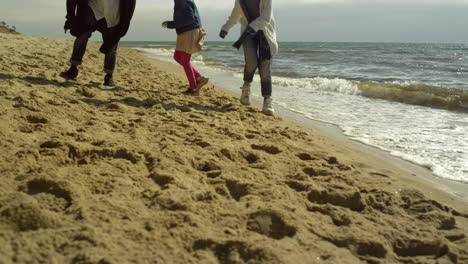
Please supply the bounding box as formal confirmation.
[1,0,468,43]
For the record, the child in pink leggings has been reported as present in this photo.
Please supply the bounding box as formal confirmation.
[162,0,208,94]
[173,50,205,91]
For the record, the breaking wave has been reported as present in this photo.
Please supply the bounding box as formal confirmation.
[356,81,468,112]
[273,77,468,112]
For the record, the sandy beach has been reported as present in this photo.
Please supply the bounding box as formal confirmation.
[0,33,467,264]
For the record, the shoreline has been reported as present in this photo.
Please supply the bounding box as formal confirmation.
[1,34,468,263]
[275,104,468,202]
[131,42,468,186]
[142,51,468,203]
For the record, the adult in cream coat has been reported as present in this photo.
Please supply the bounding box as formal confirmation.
[220,0,278,115]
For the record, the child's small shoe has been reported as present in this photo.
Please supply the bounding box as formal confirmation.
[196,77,209,89]
[183,88,200,95]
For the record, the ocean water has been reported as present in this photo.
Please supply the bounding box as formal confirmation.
[121,41,468,184]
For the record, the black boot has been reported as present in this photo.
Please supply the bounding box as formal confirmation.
[60,65,78,80]
[104,74,115,86]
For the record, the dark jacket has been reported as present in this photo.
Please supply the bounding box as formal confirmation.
[65,0,92,37]
[64,0,136,54]
[166,0,201,35]
[234,0,271,59]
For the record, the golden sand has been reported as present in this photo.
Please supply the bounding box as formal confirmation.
[0,33,467,263]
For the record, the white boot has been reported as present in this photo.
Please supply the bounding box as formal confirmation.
[240,84,251,105]
[263,97,275,116]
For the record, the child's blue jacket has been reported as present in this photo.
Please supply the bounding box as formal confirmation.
[166,0,201,34]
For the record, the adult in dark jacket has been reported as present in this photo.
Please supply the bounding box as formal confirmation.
[61,0,136,86]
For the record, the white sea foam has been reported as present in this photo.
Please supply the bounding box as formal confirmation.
[273,80,468,183]
[231,74,361,96]
[135,47,219,69]
[135,48,174,61]
[272,76,360,95]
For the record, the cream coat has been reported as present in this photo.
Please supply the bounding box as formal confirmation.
[221,0,278,55]
[88,0,121,28]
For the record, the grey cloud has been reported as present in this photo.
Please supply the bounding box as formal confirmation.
[1,0,467,42]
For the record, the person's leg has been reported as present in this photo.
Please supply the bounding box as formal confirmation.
[174,50,198,89]
[189,61,201,80]
[60,30,93,79]
[70,6,97,68]
[258,58,272,97]
[187,57,211,89]
[100,24,119,86]
[61,6,96,80]
[70,31,93,67]
[239,35,259,105]
[173,51,182,65]
[102,42,118,86]
[259,58,274,115]
[242,35,258,85]
[103,43,118,74]
[257,32,274,115]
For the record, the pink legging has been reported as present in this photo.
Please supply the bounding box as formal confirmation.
[173,50,201,89]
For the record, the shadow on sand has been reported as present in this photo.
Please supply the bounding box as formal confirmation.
[0,73,77,88]
[80,96,238,114]
[0,73,238,114]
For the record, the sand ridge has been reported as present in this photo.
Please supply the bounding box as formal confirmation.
[0,33,467,264]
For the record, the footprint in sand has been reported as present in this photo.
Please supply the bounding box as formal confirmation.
[416,211,456,230]
[245,129,261,139]
[196,160,223,178]
[240,151,261,164]
[46,98,66,106]
[197,160,222,172]
[303,167,332,177]
[399,189,451,215]
[209,179,250,201]
[307,204,352,226]
[325,156,352,171]
[296,153,316,161]
[187,113,205,123]
[329,237,388,259]
[0,193,62,232]
[225,180,250,201]
[251,144,282,155]
[19,178,73,212]
[206,170,222,178]
[398,189,458,230]
[219,148,235,161]
[307,187,366,212]
[246,210,297,240]
[40,140,62,149]
[25,115,48,124]
[192,138,211,148]
[284,180,312,192]
[245,134,256,139]
[13,97,40,112]
[150,172,174,189]
[38,140,63,157]
[67,145,142,165]
[392,236,449,258]
[192,240,275,263]
[76,87,97,98]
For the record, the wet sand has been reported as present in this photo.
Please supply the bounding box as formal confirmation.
[0,33,467,264]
